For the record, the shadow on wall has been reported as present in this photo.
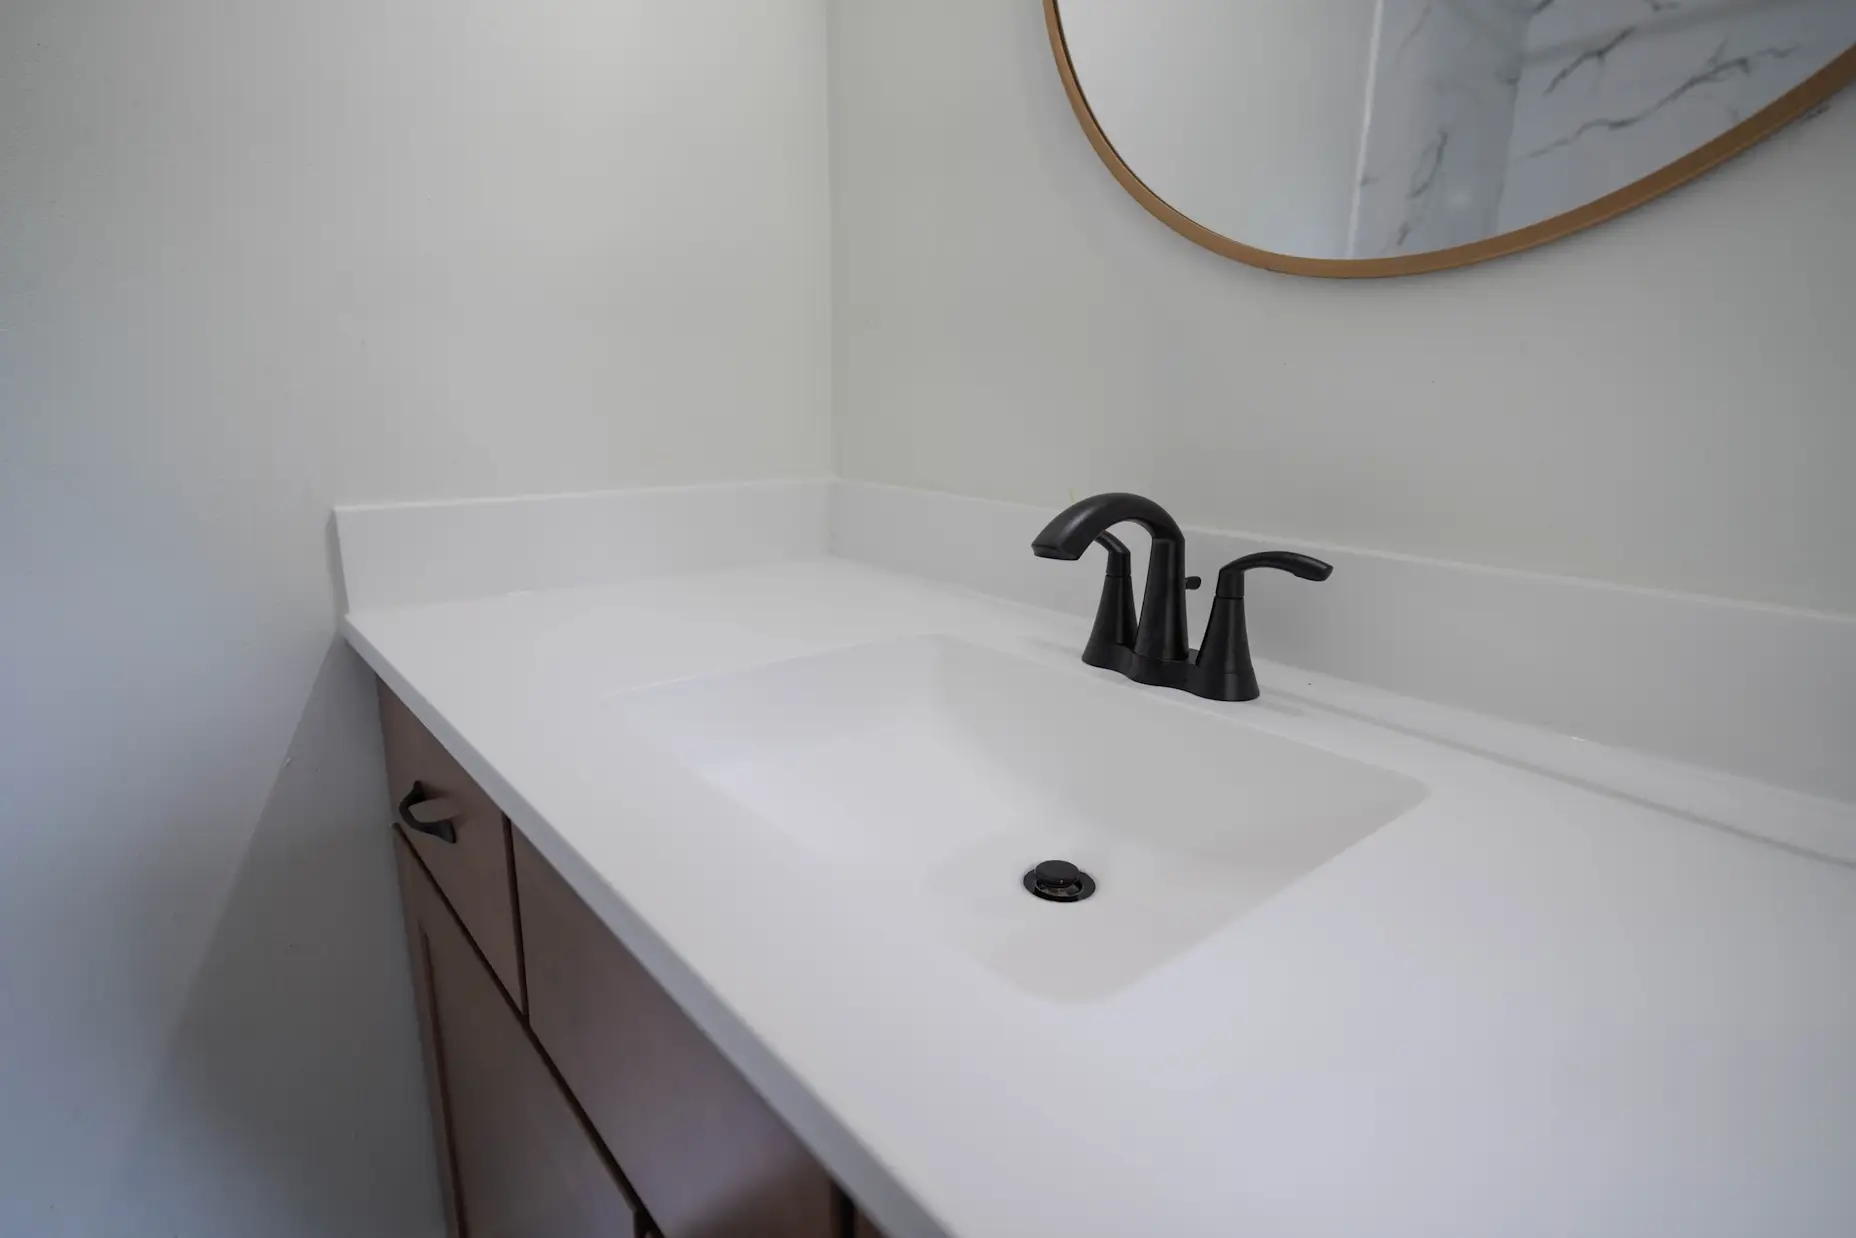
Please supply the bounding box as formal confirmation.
[89,639,443,1238]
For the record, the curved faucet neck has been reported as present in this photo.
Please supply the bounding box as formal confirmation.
[1031,492,1190,663]
[1030,492,1185,559]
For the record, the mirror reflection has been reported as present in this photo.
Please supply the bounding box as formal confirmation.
[1057,0,1856,261]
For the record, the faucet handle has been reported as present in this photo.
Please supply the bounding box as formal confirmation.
[1190,552,1333,703]
[1212,552,1332,598]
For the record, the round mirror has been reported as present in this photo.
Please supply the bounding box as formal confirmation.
[1047,0,1856,277]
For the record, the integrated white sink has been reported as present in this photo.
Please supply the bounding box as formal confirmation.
[614,635,1427,1000]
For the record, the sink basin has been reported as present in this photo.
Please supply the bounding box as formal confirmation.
[613,635,1427,1000]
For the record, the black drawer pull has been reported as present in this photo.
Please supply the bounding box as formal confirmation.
[397,781,459,844]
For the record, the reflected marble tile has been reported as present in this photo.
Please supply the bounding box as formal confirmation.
[1499,0,1856,233]
[1352,0,1533,258]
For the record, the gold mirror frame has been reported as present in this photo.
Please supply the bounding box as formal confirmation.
[1046,0,1856,279]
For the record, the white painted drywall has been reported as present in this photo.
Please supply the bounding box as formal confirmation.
[828,0,1856,618]
[0,2,829,1236]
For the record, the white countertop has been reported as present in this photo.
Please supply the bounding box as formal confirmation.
[345,558,1856,1238]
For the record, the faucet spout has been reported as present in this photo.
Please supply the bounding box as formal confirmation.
[1031,493,1190,663]
[1031,492,1183,559]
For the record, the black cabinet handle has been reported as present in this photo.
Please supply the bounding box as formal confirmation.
[397,781,458,844]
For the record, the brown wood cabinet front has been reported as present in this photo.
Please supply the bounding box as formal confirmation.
[396,835,637,1238]
[381,683,525,1004]
[513,830,837,1238]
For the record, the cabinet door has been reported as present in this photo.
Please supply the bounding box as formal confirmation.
[513,830,836,1238]
[382,682,525,1004]
[396,834,636,1238]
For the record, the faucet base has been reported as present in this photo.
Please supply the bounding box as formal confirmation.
[1082,644,1260,703]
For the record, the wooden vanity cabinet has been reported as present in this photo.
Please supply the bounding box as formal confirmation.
[395,835,639,1238]
[381,683,525,1004]
[514,830,838,1238]
[381,681,892,1238]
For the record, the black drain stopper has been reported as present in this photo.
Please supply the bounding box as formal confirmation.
[1024,859,1096,903]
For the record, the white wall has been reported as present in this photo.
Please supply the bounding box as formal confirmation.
[828,0,1856,619]
[0,3,829,1236]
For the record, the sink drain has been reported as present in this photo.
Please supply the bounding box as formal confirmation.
[1024,859,1096,903]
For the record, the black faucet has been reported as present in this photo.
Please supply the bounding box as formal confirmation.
[1031,492,1332,702]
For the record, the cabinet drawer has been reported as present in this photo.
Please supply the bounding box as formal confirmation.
[513,829,835,1238]
[396,837,635,1238]
[379,682,523,1005]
